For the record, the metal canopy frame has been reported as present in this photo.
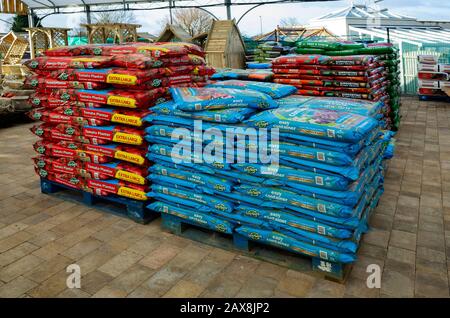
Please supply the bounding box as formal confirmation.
[22,0,340,27]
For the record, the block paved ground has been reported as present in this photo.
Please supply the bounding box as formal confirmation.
[0,96,449,298]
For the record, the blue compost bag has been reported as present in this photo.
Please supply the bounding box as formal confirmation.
[148,143,232,171]
[235,204,353,239]
[151,101,257,124]
[277,96,384,118]
[246,62,272,69]
[170,87,278,111]
[207,80,297,99]
[285,160,381,206]
[147,201,234,234]
[235,225,356,263]
[148,184,234,213]
[384,139,395,159]
[147,152,270,185]
[233,184,354,218]
[273,224,358,254]
[148,164,234,193]
[245,107,378,143]
[232,163,352,191]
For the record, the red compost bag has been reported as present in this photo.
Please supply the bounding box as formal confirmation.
[273,78,324,86]
[29,107,149,127]
[24,76,107,90]
[35,169,87,191]
[111,54,206,69]
[113,74,209,90]
[33,156,148,185]
[33,140,147,165]
[24,56,113,70]
[46,123,145,146]
[28,93,104,109]
[38,65,212,86]
[33,141,112,163]
[27,109,109,126]
[48,88,166,108]
[30,124,110,144]
[87,178,148,201]
[418,88,446,96]
[44,42,205,58]
[272,55,329,65]
[326,55,377,66]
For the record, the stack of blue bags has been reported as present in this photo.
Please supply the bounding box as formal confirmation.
[143,80,395,264]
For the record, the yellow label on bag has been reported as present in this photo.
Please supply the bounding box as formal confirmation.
[118,187,147,201]
[115,151,144,165]
[115,170,145,185]
[106,74,137,85]
[111,113,142,126]
[107,96,136,108]
[112,132,142,145]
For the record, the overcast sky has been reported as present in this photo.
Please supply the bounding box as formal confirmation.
[1,0,450,36]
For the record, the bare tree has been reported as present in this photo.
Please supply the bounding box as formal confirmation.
[159,8,213,37]
[279,17,301,27]
[70,6,137,37]
[91,6,137,24]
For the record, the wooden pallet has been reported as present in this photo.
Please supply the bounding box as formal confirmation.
[159,212,351,282]
[40,178,158,224]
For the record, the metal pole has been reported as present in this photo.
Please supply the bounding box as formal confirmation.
[259,16,262,36]
[169,0,173,24]
[387,27,390,43]
[225,0,231,20]
[86,5,91,25]
[28,9,34,28]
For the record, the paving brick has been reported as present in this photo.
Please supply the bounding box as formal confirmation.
[25,255,74,283]
[57,288,91,298]
[183,252,234,287]
[139,244,181,270]
[79,270,114,295]
[163,279,206,298]
[415,271,449,298]
[0,242,39,267]
[235,274,278,298]
[107,264,154,295]
[32,241,68,261]
[389,230,417,251]
[417,230,445,252]
[380,269,414,297]
[92,285,127,298]
[0,276,38,298]
[98,250,143,277]
[362,228,390,249]
[276,270,316,297]
[28,270,68,297]
[0,254,44,282]
[75,244,119,276]
[60,237,103,260]
[307,279,346,298]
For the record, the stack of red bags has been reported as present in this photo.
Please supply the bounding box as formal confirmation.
[26,42,214,201]
[272,55,389,101]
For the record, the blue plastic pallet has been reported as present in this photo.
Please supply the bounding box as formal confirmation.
[158,212,350,282]
[418,94,450,102]
[40,178,158,224]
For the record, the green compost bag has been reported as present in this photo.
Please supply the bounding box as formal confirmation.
[295,48,326,54]
[357,46,396,55]
[297,41,343,51]
[325,49,363,56]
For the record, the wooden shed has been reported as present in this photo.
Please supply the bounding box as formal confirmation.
[156,24,192,43]
[204,20,245,69]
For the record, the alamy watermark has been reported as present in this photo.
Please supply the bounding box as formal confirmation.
[169,120,280,174]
